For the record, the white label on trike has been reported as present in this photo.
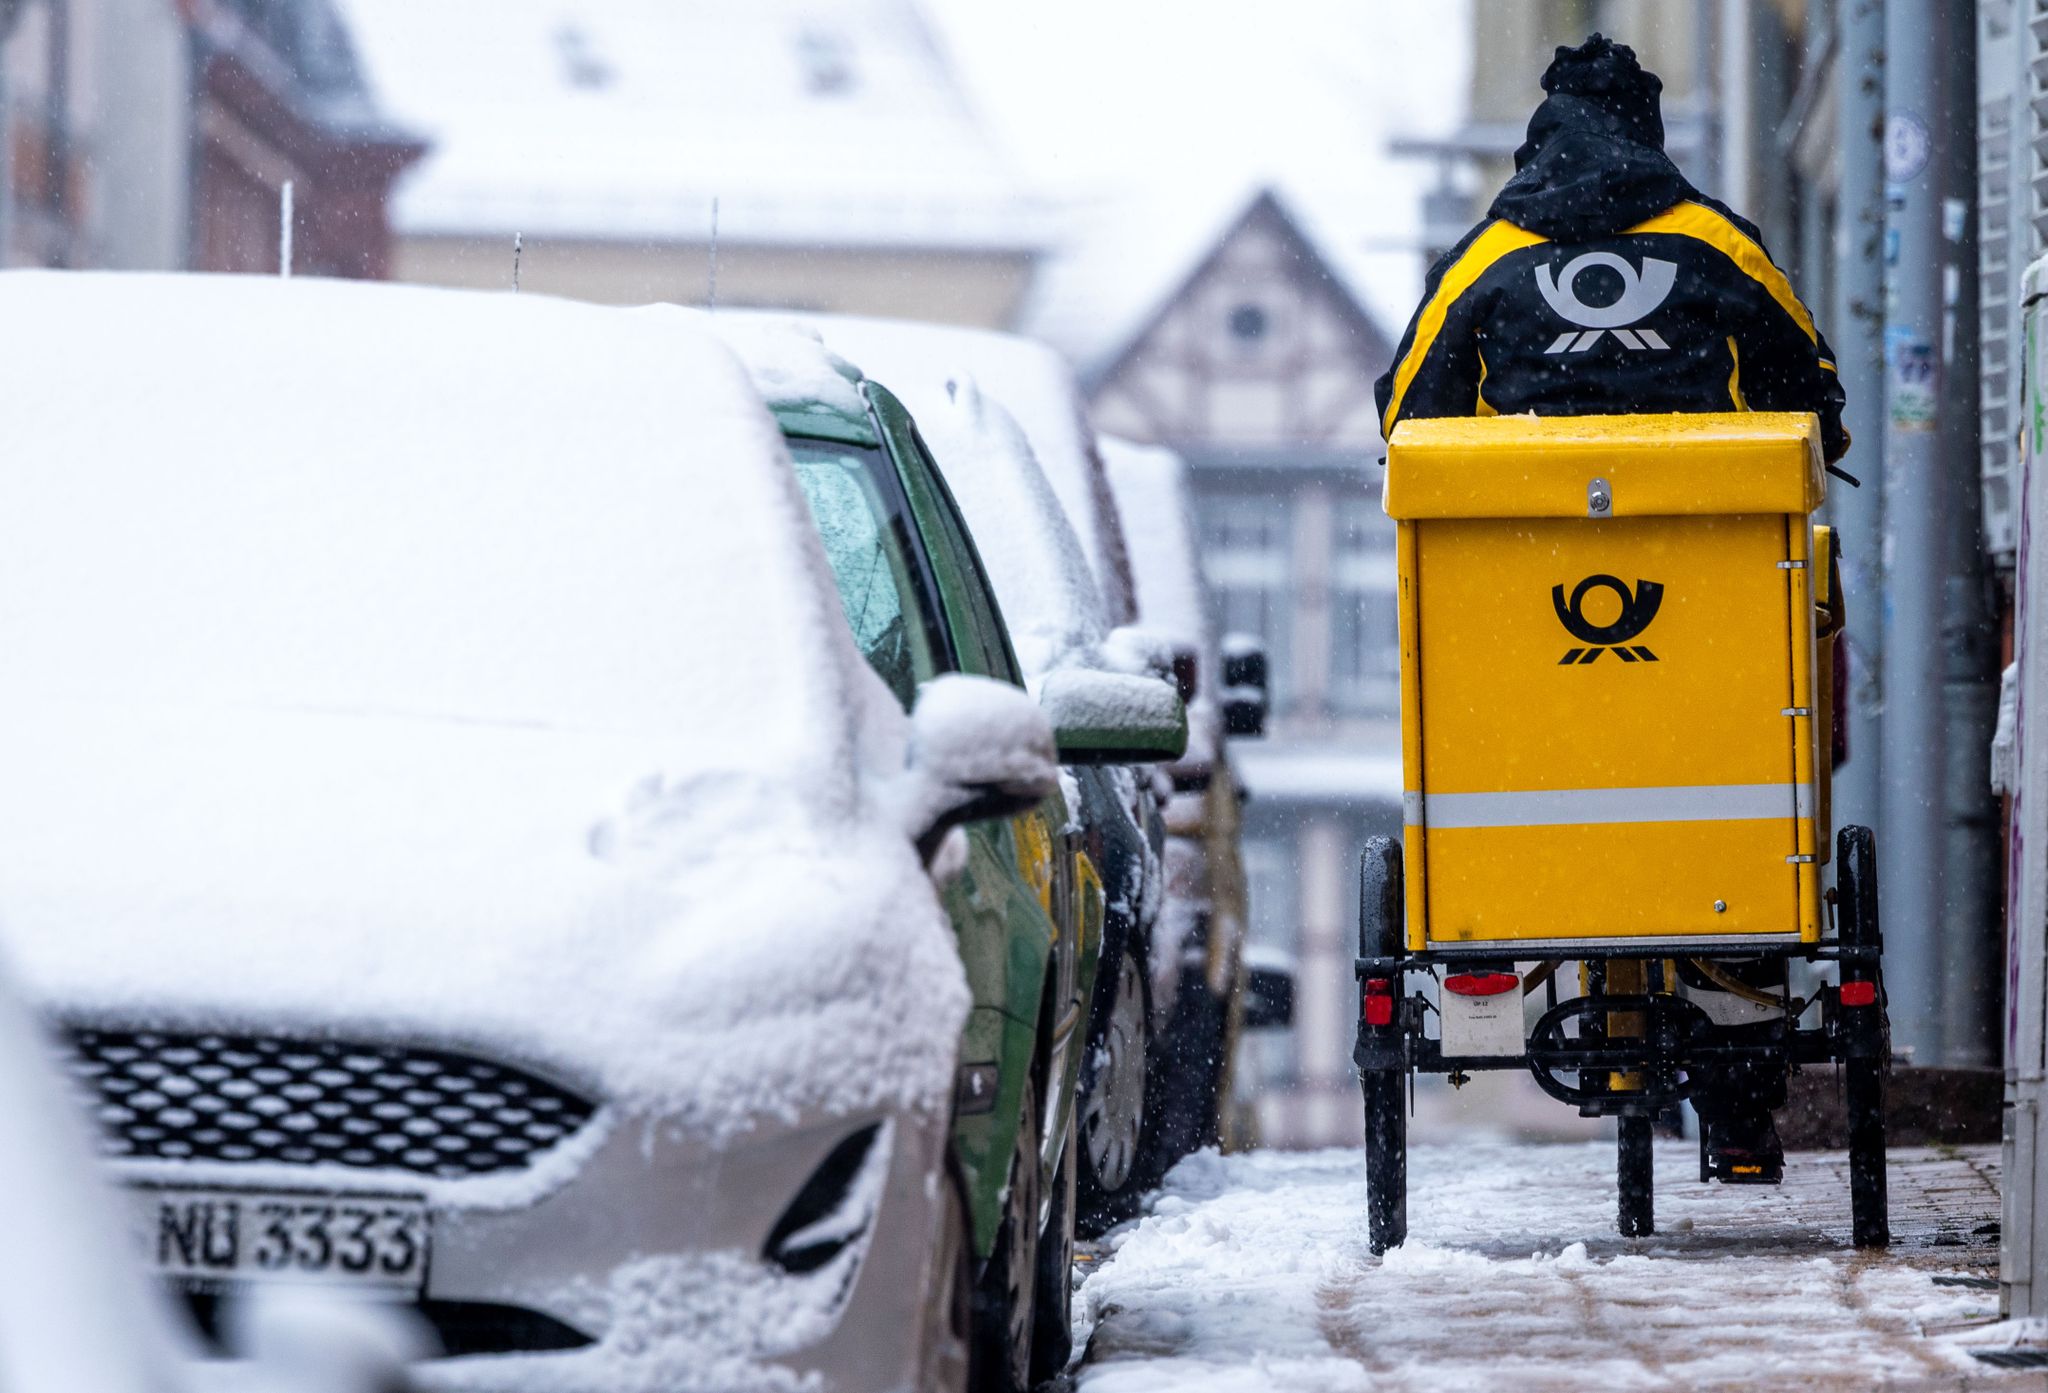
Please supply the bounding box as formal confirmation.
[1440,979,1524,1057]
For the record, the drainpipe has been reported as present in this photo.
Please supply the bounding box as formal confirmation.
[1830,0,1885,841]
[1879,0,1953,1066]
[1935,12,2002,1073]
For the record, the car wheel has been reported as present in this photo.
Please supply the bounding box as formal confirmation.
[1029,1115,1077,1385]
[970,1073,1040,1393]
[1136,969,1229,1182]
[1076,940,1153,1236]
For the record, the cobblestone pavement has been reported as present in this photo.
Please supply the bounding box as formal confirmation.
[1072,1142,2030,1391]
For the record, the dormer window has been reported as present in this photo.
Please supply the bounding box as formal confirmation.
[555,24,615,91]
[797,28,855,95]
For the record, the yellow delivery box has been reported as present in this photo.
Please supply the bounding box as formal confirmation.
[1384,412,1830,953]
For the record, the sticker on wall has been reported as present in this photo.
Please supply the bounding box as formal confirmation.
[1885,327,1937,433]
[1884,113,1930,184]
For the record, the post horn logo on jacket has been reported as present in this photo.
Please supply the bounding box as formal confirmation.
[1372,34,1850,465]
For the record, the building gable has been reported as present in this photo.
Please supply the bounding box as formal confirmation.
[1086,193,1394,453]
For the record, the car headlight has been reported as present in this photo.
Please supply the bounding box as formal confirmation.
[761,1118,894,1276]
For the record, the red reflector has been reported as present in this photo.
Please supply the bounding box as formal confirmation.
[1445,971,1519,998]
[1840,980,1877,1007]
[1363,979,1395,1026]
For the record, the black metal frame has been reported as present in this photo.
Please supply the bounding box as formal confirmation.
[1352,936,1887,1120]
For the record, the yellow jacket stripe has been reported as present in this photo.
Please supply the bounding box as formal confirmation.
[1380,220,1549,437]
[1622,201,1818,344]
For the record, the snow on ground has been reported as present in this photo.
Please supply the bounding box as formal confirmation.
[1074,1142,2009,1391]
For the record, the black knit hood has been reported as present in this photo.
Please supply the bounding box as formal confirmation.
[1488,34,1696,241]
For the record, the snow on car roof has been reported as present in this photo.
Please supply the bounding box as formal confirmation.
[0,272,854,768]
[337,0,1043,252]
[696,313,875,443]
[798,314,1139,627]
[1101,436,1214,677]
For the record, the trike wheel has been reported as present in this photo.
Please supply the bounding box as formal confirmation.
[1363,1068,1407,1254]
[1618,1115,1654,1237]
[1358,835,1407,1254]
[1847,1056,1888,1248]
[1838,823,1889,1249]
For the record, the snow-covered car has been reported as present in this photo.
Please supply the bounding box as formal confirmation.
[703,317,1184,1390]
[1101,436,1286,1165]
[801,315,1185,1234]
[0,273,1059,1393]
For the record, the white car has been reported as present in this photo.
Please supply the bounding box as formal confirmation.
[0,273,1055,1393]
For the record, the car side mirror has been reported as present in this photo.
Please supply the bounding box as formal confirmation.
[1241,955,1295,1031]
[1037,668,1188,767]
[904,674,1059,864]
[1220,634,1268,739]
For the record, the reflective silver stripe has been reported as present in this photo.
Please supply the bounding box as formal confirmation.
[1414,783,1811,830]
[1402,791,1424,826]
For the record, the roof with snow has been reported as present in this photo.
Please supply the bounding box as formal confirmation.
[200,0,417,144]
[336,0,1044,252]
[1020,184,1395,388]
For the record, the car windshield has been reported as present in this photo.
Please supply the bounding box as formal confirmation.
[788,440,943,708]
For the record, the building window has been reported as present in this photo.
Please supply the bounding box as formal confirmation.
[1228,302,1269,343]
[1330,494,1398,715]
[1240,832,1301,1085]
[796,28,856,95]
[1198,494,1292,713]
[554,25,616,91]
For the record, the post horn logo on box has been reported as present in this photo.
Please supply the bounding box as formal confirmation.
[1553,575,1664,666]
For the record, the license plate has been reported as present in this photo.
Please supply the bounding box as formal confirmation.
[1440,973,1526,1057]
[133,1184,429,1293]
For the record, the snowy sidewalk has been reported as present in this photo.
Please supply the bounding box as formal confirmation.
[1073,1142,2015,1391]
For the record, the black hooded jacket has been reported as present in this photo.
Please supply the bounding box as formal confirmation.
[1373,37,1848,462]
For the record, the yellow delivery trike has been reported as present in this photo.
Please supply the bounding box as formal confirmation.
[1354,413,1887,1252]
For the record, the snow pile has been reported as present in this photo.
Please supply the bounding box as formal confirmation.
[1076,1142,2000,1391]
[0,272,966,1148]
[806,313,1140,626]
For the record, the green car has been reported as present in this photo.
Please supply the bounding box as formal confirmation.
[710,321,1185,1391]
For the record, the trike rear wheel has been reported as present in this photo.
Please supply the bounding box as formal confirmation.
[1838,824,1889,1249]
[1363,1070,1407,1255]
[1358,835,1407,1255]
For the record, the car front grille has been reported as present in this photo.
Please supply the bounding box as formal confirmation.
[60,1028,598,1179]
